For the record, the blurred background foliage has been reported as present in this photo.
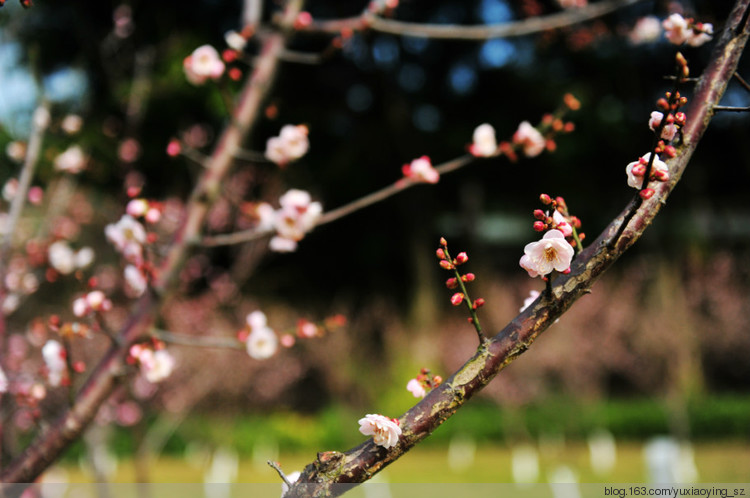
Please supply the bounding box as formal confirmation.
[1,0,750,475]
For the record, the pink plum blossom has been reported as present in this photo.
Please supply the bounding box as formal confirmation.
[358,413,401,448]
[520,229,575,277]
[105,215,147,263]
[648,112,679,141]
[513,121,546,158]
[124,265,148,297]
[402,156,439,184]
[663,14,690,45]
[552,210,573,237]
[225,30,247,51]
[406,378,426,398]
[73,290,112,317]
[245,311,278,360]
[54,145,87,174]
[629,16,662,44]
[132,347,175,384]
[183,45,225,85]
[264,125,310,166]
[686,23,713,47]
[625,153,669,189]
[42,340,67,387]
[469,123,497,157]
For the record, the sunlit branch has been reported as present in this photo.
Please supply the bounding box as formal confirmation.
[201,155,474,247]
[150,328,245,350]
[302,0,646,40]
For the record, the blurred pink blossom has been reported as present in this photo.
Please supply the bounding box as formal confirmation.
[184,45,225,85]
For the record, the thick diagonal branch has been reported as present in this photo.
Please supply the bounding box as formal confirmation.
[0,1,305,484]
[286,1,750,495]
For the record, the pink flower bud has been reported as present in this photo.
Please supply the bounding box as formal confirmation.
[455,252,468,264]
[533,209,546,220]
[539,193,551,204]
[450,293,465,306]
[461,273,475,282]
[653,169,670,182]
[436,248,446,259]
[533,221,546,232]
[166,139,181,157]
[439,237,448,246]
[472,298,485,309]
[432,375,442,385]
[632,164,646,177]
[439,260,454,270]
[664,145,677,158]
[445,278,458,289]
[674,112,686,125]
[639,188,655,200]
[656,98,669,110]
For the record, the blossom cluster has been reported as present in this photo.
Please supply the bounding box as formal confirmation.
[402,155,439,184]
[358,413,401,448]
[406,367,443,399]
[183,45,225,85]
[629,14,713,47]
[520,194,578,279]
[436,238,484,312]
[242,311,279,360]
[253,189,323,252]
[265,125,310,166]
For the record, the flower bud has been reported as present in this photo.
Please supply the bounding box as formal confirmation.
[445,277,458,289]
[472,298,485,309]
[639,188,655,200]
[533,209,546,220]
[455,252,468,264]
[432,375,443,385]
[653,169,670,182]
[656,98,669,110]
[632,164,646,177]
[439,260,454,270]
[436,248,446,259]
[450,293,465,306]
[461,273,475,282]
[439,237,448,246]
[539,193,551,204]
[533,221,546,232]
[664,145,677,158]
[674,112,686,125]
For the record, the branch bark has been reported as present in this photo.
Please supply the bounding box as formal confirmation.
[0,0,305,484]
[286,0,750,495]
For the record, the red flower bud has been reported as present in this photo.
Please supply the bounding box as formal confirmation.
[455,252,468,264]
[439,237,448,246]
[533,221,546,232]
[461,273,475,282]
[632,164,646,177]
[664,145,677,158]
[445,277,458,289]
[674,112,686,126]
[439,260,454,270]
[432,375,443,385]
[656,98,669,110]
[539,193,551,204]
[533,209,546,220]
[472,298,486,309]
[450,293,465,306]
[436,248,446,259]
[639,188,655,200]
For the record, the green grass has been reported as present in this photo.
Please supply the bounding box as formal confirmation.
[58,441,750,483]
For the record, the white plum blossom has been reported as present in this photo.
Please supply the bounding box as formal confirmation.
[406,378,426,398]
[469,123,497,157]
[225,30,247,51]
[73,290,112,317]
[54,145,87,174]
[358,413,402,448]
[687,23,713,47]
[663,14,690,45]
[402,156,439,184]
[269,189,322,252]
[513,121,546,158]
[245,311,279,360]
[629,16,662,44]
[124,264,148,297]
[265,125,310,166]
[648,112,679,141]
[61,114,83,135]
[48,241,94,275]
[183,45,225,85]
[105,215,147,263]
[520,229,575,277]
[0,366,8,393]
[625,153,669,189]
[133,347,175,384]
[42,340,67,387]
[552,210,573,237]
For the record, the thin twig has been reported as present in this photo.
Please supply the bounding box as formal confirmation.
[269,460,294,489]
[734,72,750,93]
[151,328,245,350]
[713,104,750,111]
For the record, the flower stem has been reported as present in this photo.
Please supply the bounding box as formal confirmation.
[441,245,486,344]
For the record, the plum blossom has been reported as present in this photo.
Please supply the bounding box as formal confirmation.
[245,311,279,360]
[625,153,669,189]
[124,265,148,297]
[61,114,83,135]
[648,112,679,141]
[105,215,147,263]
[6,141,26,163]
[225,30,247,51]
[402,156,439,184]
[513,121,546,158]
[184,45,225,85]
[358,413,401,448]
[265,125,310,166]
[42,340,67,387]
[54,145,87,174]
[552,210,573,237]
[130,346,175,384]
[629,16,662,44]
[48,241,95,275]
[469,124,497,157]
[268,189,322,252]
[406,378,426,398]
[687,23,713,47]
[663,14,713,47]
[520,229,574,277]
[72,290,112,317]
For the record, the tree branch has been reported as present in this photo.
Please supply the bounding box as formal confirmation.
[302,0,646,40]
[0,0,306,484]
[285,0,750,495]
